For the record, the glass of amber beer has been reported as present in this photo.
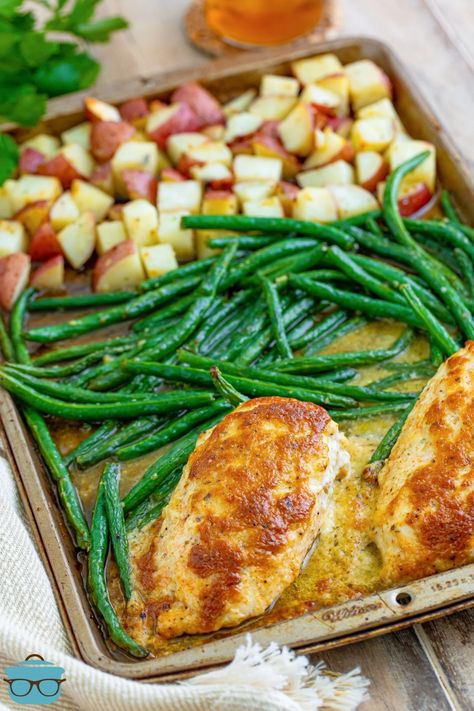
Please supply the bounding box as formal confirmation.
[204,0,324,47]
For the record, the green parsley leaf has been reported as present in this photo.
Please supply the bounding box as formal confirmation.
[34,50,100,96]
[0,0,22,19]
[74,16,128,42]
[0,83,47,125]
[0,133,19,186]
[20,32,59,65]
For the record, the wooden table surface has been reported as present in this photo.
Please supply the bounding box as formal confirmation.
[92,1,474,708]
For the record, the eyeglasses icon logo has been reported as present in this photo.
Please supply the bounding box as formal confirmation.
[4,654,66,705]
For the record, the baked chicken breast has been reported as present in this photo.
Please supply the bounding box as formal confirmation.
[128,396,350,640]
[376,341,474,585]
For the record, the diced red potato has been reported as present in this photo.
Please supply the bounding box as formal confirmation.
[30,255,64,290]
[119,97,149,125]
[275,181,300,216]
[328,184,379,219]
[345,60,392,111]
[19,148,45,175]
[227,136,254,155]
[190,163,233,186]
[300,84,342,116]
[259,121,281,139]
[90,162,114,194]
[223,89,257,117]
[303,128,354,170]
[84,97,121,123]
[0,220,28,258]
[29,223,62,262]
[398,182,433,217]
[21,134,59,158]
[0,252,31,310]
[387,139,436,192]
[166,133,207,165]
[71,180,114,222]
[60,144,95,178]
[14,200,49,236]
[37,153,83,189]
[351,117,395,152]
[146,103,202,148]
[260,75,299,98]
[171,82,225,126]
[90,121,136,162]
[326,116,353,138]
[357,98,405,133]
[57,212,96,269]
[186,141,232,166]
[201,125,225,141]
[96,220,127,255]
[61,122,91,151]
[293,187,338,223]
[252,134,300,180]
[141,243,178,278]
[122,199,159,247]
[158,181,203,214]
[161,167,186,182]
[297,160,354,188]
[93,240,145,292]
[249,96,297,121]
[278,103,316,157]
[0,188,12,220]
[291,53,343,85]
[355,151,389,192]
[148,99,168,114]
[224,112,263,144]
[122,169,158,203]
[233,155,282,183]
[317,73,350,116]
[111,142,161,195]
[243,196,284,218]
[157,212,195,260]
[196,189,239,259]
[233,181,275,204]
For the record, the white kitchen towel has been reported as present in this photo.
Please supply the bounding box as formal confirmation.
[0,454,369,711]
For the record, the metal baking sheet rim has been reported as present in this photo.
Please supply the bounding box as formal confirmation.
[1,35,474,679]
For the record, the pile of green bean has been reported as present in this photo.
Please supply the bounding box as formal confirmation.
[0,152,472,658]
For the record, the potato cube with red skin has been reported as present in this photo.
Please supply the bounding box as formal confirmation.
[0,220,28,257]
[196,189,238,259]
[297,160,354,189]
[357,98,405,133]
[252,134,300,180]
[249,96,297,121]
[303,128,354,170]
[387,139,436,193]
[122,199,158,247]
[275,181,300,216]
[345,60,392,111]
[260,75,299,98]
[112,141,162,196]
[21,134,59,158]
[203,126,226,142]
[224,112,263,144]
[171,82,225,126]
[293,187,338,223]
[278,103,315,157]
[166,133,207,165]
[119,97,149,125]
[317,74,350,116]
[61,122,91,151]
[233,155,282,183]
[158,181,203,214]
[90,162,114,195]
[4,176,61,214]
[161,167,186,183]
[71,180,114,222]
[243,196,284,218]
[0,252,31,310]
[397,182,433,217]
[158,212,194,260]
[93,240,145,292]
[186,141,232,166]
[0,188,12,220]
[355,151,389,193]
[37,154,83,189]
[90,121,136,162]
[84,97,121,123]
[29,223,62,262]
[326,116,353,139]
[19,148,45,175]
[122,169,158,203]
[228,137,253,156]
[223,89,256,116]
[14,200,49,236]
[30,255,64,290]
[57,212,96,269]
[233,181,275,204]
[141,243,178,278]
[96,221,127,255]
[291,53,343,85]
[190,163,233,185]
[146,103,201,148]
[351,117,395,153]
[329,184,379,219]
[300,85,341,116]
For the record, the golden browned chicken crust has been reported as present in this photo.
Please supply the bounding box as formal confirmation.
[127,396,350,641]
[376,341,474,584]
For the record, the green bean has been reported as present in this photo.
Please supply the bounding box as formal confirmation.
[248,245,325,283]
[404,218,474,264]
[25,275,202,343]
[209,368,247,408]
[141,256,215,292]
[29,291,136,312]
[125,468,182,532]
[412,232,464,276]
[459,224,474,244]
[399,284,458,357]
[316,368,357,382]
[226,299,269,361]
[123,412,226,513]
[329,401,413,421]
[291,310,348,351]
[383,359,432,372]
[327,246,405,304]
[440,191,461,224]
[368,403,414,464]
[76,416,163,468]
[178,352,417,403]
[132,293,196,333]
[125,360,357,408]
[10,287,35,364]
[102,463,132,600]
[270,327,414,374]
[24,407,90,549]
[0,370,215,421]
[368,366,434,389]
[299,269,351,284]
[454,248,474,303]
[0,317,14,362]
[304,316,368,356]
[334,209,382,226]
[88,478,148,657]
[208,234,275,250]
[33,334,139,365]
[118,400,231,461]
[13,351,111,378]
[194,290,253,354]
[289,275,423,328]
[428,336,444,367]
[259,275,292,359]
[182,214,354,250]
[365,217,384,237]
